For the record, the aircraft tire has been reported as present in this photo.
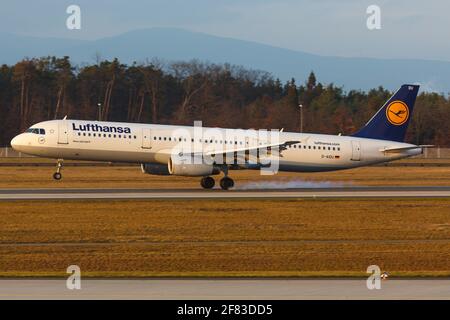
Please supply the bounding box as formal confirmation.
[219,177,234,190]
[200,176,215,189]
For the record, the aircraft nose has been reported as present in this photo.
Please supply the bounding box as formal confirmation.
[10,134,23,151]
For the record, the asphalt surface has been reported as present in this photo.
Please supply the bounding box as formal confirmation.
[1,186,450,200]
[0,279,449,300]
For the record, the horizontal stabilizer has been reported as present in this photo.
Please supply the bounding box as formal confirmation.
[380,145,434,153]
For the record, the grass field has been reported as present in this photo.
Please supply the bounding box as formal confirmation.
[0,158,449,278]
[0,199,449,277]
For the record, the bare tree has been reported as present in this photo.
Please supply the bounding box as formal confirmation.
[12,59,36,130]
[53,56,74,119]
[170,60,209,121]
[137,59,165,123]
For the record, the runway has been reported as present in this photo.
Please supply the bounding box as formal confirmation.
[0,279,449,300]
[1,186,450,200]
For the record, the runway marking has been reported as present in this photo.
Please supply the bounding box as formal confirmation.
[1,187,450,200]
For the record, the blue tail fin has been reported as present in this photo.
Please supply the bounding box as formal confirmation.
[352,84,419,142]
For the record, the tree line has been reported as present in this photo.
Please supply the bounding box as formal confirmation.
[0,56,449,147]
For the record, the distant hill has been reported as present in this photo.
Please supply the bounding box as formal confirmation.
[2,27,450,92]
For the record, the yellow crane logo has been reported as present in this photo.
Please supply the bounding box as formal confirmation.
[386,101,409,125]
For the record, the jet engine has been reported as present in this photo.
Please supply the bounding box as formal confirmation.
[167,156,219,176]
[140,163,170,175]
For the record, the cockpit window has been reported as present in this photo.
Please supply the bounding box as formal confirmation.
[25,128,45,135]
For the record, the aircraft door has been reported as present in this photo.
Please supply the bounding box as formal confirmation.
[351,140,361,161]
[142,128,152,149]
[58,120,69,144]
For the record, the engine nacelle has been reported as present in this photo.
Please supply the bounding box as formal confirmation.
[140,163,170,175]
[168,156,219,176]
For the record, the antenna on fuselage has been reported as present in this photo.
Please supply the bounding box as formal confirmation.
[62,115,67,120]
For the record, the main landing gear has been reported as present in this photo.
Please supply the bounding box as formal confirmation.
[200,166,235,190]
[200,176,215,189]
[219,176,234,190]
[53,159,63,180]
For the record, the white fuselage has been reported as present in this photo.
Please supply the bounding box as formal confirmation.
[11,119,421,173]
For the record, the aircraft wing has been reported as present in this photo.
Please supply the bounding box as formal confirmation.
[184,140,300,158]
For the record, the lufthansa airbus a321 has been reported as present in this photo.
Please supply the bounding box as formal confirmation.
[10,84,431,190]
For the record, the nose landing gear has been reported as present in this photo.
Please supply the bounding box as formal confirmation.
[53,159,63,180]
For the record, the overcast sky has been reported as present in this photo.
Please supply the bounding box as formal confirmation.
[1,0,449,61]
